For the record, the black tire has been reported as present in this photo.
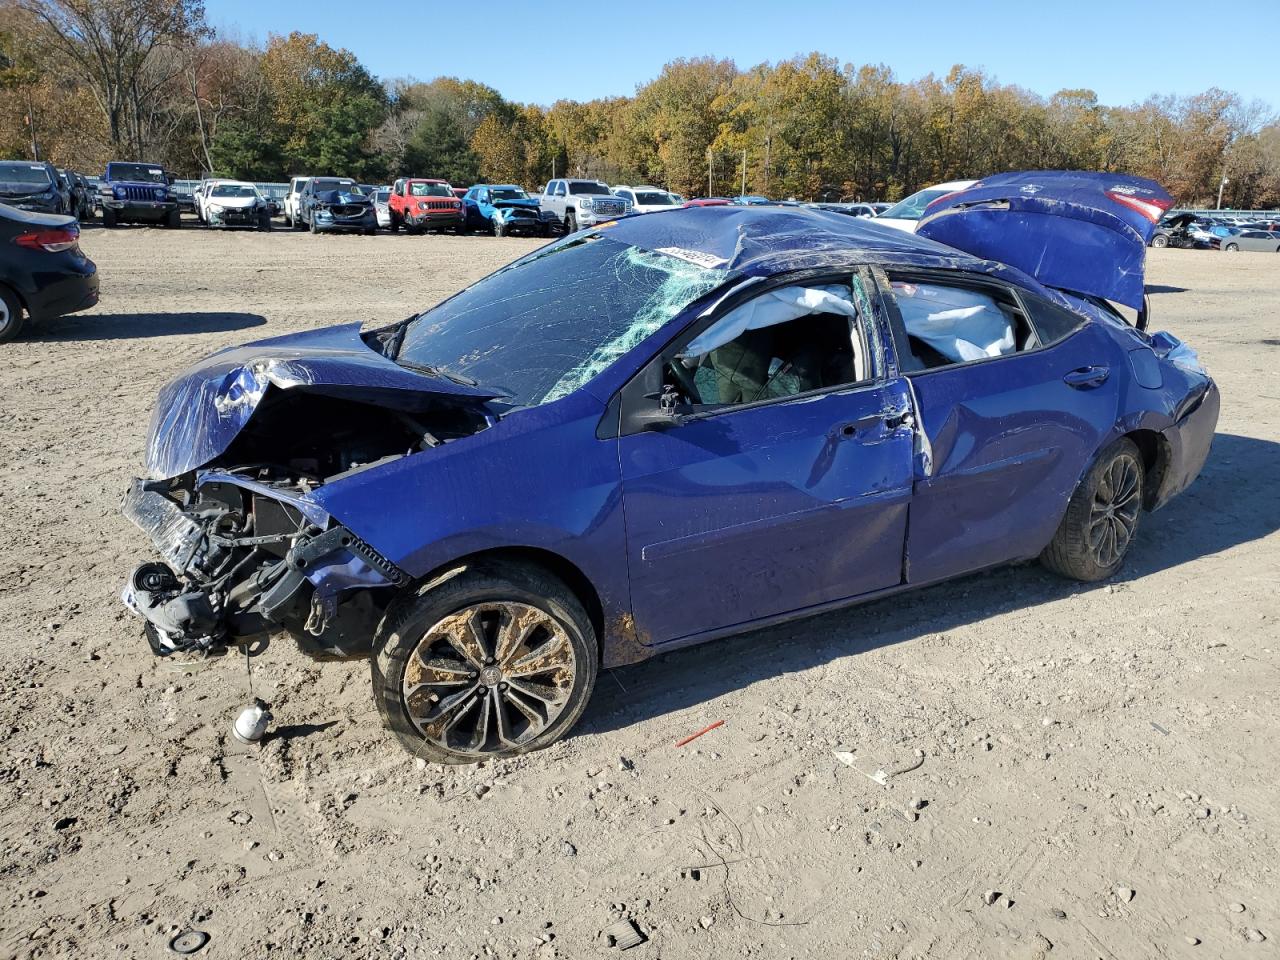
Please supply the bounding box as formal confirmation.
[0,285,26,344]
[372,560,598,763]
[1041,437,1144,582]
[102,208,118,229]
[1224,242,1239,252]
[389,213,400,233]
[493,219,507,238]
[363,226,376,236]
[564,210,577,233]
[166,209,181,229]
[1150,234,1168,248]
[258,212,272,232]
[308,217,319,234]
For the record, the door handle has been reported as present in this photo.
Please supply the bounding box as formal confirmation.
[1063,365,1110,389]
[831,409,914,440]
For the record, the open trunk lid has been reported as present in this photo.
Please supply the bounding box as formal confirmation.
[916,171,1173,309]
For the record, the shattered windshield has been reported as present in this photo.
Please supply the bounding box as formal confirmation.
[396,236,722,406]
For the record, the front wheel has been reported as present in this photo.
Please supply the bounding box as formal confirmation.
[166,209,181,229]
[1041,437,1144,582]
[102,208,118,229]
[564,210,577,233]
[493,219,506,237]
[372,562,598,763]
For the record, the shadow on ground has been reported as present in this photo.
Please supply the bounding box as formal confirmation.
[1147,284,1189,294]
[29,312,268,341]
[583,432,1279,738]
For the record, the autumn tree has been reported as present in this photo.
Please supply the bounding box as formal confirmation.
[18,0,207,156]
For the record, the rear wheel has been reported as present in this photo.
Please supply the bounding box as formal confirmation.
[1150,234,1168,248]
[1224,242,1239,252]
[1041,438,1144,582]
[0,285,26,344]
[372,562,598,763]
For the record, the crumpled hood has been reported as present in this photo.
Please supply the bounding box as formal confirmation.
[145,322,501,479]
[493,198,539,210]
[916,171,1173,309]
[0,181,53,197]
[314,189,367,206]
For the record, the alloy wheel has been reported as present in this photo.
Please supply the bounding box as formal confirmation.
[402,601,578,757]
[1088,454,1141,567]
[0,298,11,336]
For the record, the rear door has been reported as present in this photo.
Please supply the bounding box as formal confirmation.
[877,269,1123,584]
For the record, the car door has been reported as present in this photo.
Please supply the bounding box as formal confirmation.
[616,277,916,646]
[876,268,1123,585]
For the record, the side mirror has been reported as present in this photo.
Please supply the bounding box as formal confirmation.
[636,385,690,431]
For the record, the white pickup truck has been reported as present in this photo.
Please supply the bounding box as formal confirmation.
[538,178,631,232]
[283,176,311,229]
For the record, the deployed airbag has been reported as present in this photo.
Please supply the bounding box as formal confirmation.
[680,285,867,381]
[891,281,1014,362]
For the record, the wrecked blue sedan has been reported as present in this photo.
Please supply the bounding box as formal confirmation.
[121,172,1218,763]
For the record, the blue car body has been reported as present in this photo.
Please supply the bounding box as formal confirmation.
[121,172,1217,682]
[462,184,557,236]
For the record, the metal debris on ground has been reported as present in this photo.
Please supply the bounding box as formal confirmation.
[675,720,724,747]
[168,929,210,955]
[232,698,272,744]
[833,749,925,785]
[604,918,646,950]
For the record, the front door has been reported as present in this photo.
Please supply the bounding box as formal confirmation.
[619,374,915,646]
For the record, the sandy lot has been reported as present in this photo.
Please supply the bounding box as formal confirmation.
[1,224,1277,960]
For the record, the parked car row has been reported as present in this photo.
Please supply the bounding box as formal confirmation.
[0,160,95,220]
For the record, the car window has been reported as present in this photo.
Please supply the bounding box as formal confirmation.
[1023,295,1086,346]
[397,236,721,406]
[409,182,453,197]
[569,182,611,195]
[885,278,1035,370]
[668,284,872,408]
[552,182,566,197]
[879,187,952,221]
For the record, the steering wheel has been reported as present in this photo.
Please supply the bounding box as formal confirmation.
[666,357,701,403]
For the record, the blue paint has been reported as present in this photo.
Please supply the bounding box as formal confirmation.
[134,203,1218,669]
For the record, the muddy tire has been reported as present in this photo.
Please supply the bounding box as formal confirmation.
[1041,438,1144,582]
[0,285,26,344]
[372,561,598,763]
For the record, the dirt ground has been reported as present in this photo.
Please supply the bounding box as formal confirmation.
[1,223,1277,960]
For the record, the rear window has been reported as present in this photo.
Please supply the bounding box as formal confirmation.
[0,163,52,186]
[635,191,675,205]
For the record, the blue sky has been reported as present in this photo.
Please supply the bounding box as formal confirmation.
[209,0,1279,109]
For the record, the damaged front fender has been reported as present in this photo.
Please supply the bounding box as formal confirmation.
[145,322,501,479]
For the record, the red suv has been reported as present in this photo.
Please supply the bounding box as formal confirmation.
[388,178,464,233]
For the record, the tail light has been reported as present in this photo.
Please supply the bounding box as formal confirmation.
[14,225,80,253]
[1106,189,1172,224]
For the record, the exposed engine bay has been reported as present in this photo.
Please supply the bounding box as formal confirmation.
[122,391,491,660]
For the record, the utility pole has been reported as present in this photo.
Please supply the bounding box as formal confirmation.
[1217,175,1229,210]
[741,149,747,198]
[707,147,712,197]
[25,85,39,161]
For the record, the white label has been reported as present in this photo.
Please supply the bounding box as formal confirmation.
[653,246,727,269]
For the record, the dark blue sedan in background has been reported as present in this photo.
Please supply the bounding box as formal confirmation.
[120,172,1218,763]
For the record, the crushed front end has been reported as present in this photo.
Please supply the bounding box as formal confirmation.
[121,473,406,659]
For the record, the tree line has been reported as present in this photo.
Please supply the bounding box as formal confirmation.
[2,0,1278,208]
